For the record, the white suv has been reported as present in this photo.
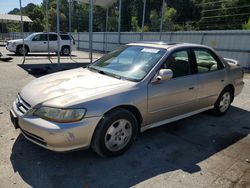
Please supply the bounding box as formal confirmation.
[6,32,75,56]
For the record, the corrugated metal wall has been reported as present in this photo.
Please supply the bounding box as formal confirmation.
[72,30,250,68]
[8,30,250,68]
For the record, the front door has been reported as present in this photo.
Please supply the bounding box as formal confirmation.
[147,49,198,125]
[30,34,48,52]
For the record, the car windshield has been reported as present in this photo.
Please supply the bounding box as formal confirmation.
[25,33,36,40]
[88,46,166,81]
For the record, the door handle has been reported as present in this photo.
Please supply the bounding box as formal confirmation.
[189,87,194,90]
[221,79,224,82]
[43,42,47,44]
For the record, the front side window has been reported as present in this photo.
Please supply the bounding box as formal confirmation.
[162,50,191,78]
[194,49,220,73]
[25,33,36,40]
[32,34,47,41]
[88,46,166,81]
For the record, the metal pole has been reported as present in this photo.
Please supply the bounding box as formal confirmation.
[1,20,3,33]
[69,0,72,59]
[118,0,122,44]
[160,0,166,40]
[140,0,146,40]
[89,0,93,63]
[105,7,109,52]
[56,0,60,67]
[46,0,51,62]
[19,0,25,64]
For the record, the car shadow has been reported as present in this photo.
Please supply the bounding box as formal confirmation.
[18,63,90,78]
[10,106,250,188]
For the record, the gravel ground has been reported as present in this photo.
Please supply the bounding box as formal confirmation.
[0,46,250,188]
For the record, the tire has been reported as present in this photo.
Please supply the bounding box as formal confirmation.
[213,88,233,116]
[61,46,70,56]
[91,108,138,157]
[16,45,28,56]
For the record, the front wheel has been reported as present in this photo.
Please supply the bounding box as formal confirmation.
[91,109,138,157]
[16,45,28,56]
[213,88,233,116]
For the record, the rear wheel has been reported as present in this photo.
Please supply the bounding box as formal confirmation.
[16,45,28,55]
[61,46,70,56]
[91,109,138,157]
[213,88,233,116]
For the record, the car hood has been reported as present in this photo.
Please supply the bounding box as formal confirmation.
[20,68,135,107]
[8,39,26,43]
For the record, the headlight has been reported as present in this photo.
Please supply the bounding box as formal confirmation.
[33,107,86,123]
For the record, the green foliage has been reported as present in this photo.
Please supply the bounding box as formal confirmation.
[3,0,250,33]
[149,10,159,32]
[242,17,250,29]
[131,16,140,31]
[162,7,176,31]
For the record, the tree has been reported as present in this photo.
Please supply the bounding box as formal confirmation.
[242,17,250,29]
[5,0,250,32]
[162,7,176,31]
[131,16,140,31]
[149,10,159,32]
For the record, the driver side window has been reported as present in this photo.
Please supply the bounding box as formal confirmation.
[162,50,191,78]
[32,34,40,41]
[32,34,47,41]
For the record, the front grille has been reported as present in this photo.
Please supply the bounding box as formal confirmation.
[15,94,31,114]
[21,128,47,146]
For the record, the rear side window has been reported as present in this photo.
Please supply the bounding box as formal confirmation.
[194,49,221,73]
[49,34,57,41]
[60,35,70,40]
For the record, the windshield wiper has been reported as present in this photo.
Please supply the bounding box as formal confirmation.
[98,70,121,79]
[87,66,98,72]
[87,66,121,79]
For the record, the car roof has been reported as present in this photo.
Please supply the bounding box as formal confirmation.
[127,41,209,50]
[32,32,69,35]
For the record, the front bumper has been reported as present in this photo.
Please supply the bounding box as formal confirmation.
[11,101,102,152]
[6,44,16,52]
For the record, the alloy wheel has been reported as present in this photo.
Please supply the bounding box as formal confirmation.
[104,119,132,152]
[219,91,231,113]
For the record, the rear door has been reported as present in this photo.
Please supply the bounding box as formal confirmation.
[192,48,226,109]
[147,49,198,124]
[48,34,58,52]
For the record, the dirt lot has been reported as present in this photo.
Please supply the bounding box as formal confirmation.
[0,46,250,188]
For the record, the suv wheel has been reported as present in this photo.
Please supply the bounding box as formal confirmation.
[16,45,28,56]
[61,46,70,56]
[92,108,138,157]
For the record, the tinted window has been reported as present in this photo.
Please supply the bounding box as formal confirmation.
[162,50,191,78]
[194,49,220,73]
[60,35,70,40]
[49,34,57,41]
[32,34,47,41]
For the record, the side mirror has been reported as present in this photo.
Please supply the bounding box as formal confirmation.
[156,69,173,81]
